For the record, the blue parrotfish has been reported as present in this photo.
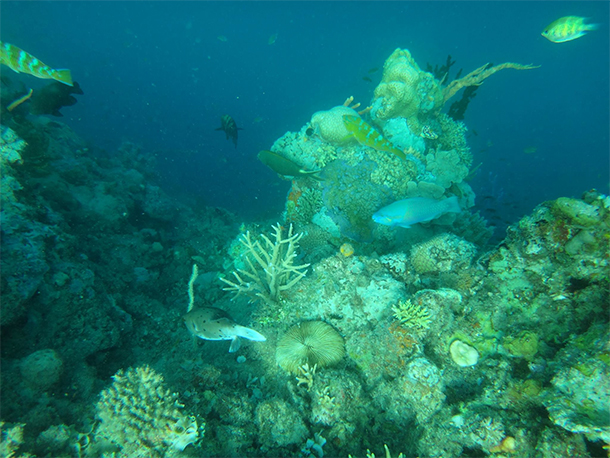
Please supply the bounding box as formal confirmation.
[541,16,598,43]
[216,114,243,148]
[372,196,461,228]
[0,42,73,86]
[342,115,406,160]
[184,307,266,353]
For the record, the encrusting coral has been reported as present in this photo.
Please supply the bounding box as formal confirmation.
[220,224,310,305]
[94,365,200,457]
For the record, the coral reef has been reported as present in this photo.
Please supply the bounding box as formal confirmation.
[94,365,201,456]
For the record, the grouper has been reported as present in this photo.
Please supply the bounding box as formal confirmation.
[184,307,266,352]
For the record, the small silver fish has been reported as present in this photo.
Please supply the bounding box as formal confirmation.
[184,307,266,352]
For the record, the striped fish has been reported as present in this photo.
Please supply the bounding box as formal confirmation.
[342,115,406,160]
[0,42,72,86]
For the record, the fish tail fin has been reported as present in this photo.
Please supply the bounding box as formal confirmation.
[53,69,73,86]
[585,23,599,32]
[445,196,461,213]
[234,325,266,342]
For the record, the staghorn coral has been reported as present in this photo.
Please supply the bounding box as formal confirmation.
[220,224,310,305]
[94,365,200,457]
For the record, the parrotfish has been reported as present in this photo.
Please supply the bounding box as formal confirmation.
[542,16,598,43]
[257,150,322,180]
[0,42,73,86]
[184,307,266,353]
[372,196,461,228]
[216,114,242,148]
[342,115,406,160]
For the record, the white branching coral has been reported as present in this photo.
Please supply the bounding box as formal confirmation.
[220,224,310,304]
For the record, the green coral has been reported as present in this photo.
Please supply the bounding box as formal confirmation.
[392,299,432,338]
[553,197,601,227]
[502,331,539,361]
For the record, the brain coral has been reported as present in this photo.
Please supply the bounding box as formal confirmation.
[371,48,443,133]
[310,105,359,145]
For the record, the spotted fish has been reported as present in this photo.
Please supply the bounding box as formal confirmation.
[342,115,406,160]
[184,307,266,352]
[0,41,73,86]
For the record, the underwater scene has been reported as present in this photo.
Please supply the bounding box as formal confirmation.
[1,2,609,457]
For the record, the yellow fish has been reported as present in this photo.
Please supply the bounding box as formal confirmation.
[0,42,72,86]
[342,115,406,160]
[542,16,598,43]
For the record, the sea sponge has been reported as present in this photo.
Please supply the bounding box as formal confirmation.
[370,48,443,132]
[94,365,200,456]
[276,321,345,373]
[310,106,359,145]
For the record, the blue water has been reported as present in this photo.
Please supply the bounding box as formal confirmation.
[2,1,608,227]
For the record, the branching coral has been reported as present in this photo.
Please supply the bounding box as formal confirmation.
[95,366,200,456]
[392,299,432,338]
[220,224,310,304]
[442,62,540,103]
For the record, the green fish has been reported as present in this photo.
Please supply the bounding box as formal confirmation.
[217,35,228,42]
[258,150,322,180]
[342,115,406,160]
[542,16,598,43]
[0,41,72,86]
[268,33,278,45]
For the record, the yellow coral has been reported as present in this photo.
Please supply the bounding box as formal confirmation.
[310,105,360,145]
[371,48,443,132]
[391,299,432,337]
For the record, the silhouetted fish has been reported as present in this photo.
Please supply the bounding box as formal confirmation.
[216,114,242,148]
[184,307,266,352]
[30,81,83,117]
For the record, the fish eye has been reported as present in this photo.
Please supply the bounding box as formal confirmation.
[305,127,314,137]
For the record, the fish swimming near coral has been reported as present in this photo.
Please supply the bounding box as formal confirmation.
[342,115,406,160]
[257,150,322,180]
[541,16,598,43]
[372,196,461,228]
[184,306,266,353]
[30,81,83,117]
[0,41,73,86]
[216,114,242,148]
